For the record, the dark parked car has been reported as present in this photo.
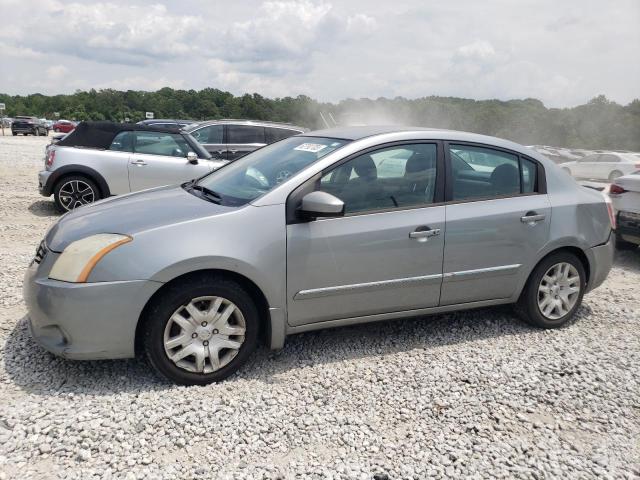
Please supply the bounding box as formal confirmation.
[183,120,307,161]
[11,116,48,136]
[136,119,197,129]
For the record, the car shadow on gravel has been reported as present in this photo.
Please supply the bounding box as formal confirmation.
[614,248,640,273]
[4,303,592,395]
[28,200,60,218]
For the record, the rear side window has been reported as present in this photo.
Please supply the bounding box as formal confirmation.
[191,125,224,144]
[265,127,298,143]
[134,131,190,157]
[109,131,133,152]
[450,145,538,200]
[228,125,265,144]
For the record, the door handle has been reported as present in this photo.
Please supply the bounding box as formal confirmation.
[521,212,545,224]
[409,227,441,240]
[131,159,147,166]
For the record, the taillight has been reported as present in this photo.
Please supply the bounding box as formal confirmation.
[46,150,55,167]
[604,196,616,230]
[609,184,627,195]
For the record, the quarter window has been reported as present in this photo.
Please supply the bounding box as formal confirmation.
[228,125,265,144]
[450,144,538,200]
[191,125,224,144]
[319,144,438,214]
[265,127,298,143]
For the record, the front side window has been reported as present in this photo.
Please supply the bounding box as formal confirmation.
[191,125,224,144]
[450,144,537,200]
[194,136,347,206]
[228,125,265,144]
[109,131,133,152]
[319,143,438,214]
[134,131,190,157]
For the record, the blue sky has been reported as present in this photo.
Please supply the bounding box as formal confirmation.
[0,0,638,107]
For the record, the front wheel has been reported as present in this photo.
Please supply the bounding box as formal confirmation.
[143,275,259,385]
[516,252,586,328]
[53,175,100,212]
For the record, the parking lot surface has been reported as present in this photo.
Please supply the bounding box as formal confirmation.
[0,134,638,479]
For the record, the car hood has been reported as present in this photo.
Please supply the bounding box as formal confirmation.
[45,185,236,252]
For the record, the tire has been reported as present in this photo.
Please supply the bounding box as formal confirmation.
[615,234,637,250]
[53,175,100,212]
[515,251,586,329]
[54,128,59,133]
[12,132,17,136]
[143,275,259,385]
[609,170,623,181]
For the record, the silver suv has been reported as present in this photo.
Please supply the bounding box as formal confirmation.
[38,122,226,212]
[24,126,615,385]
[184,119,306,161]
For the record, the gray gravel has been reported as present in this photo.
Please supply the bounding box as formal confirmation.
[0,134,639,479]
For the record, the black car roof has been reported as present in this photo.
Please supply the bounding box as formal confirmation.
[56,121,183,149]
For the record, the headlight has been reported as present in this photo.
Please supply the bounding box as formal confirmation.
[49,234,132,283]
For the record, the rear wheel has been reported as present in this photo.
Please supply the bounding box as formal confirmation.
[516,252,586,328]
[616,234,637,250]
[609,170,623,181]
[53,175,100,212]
[143,275,259,385]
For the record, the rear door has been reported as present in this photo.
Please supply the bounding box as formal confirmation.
[441,143,551,305]
[128,131,212,191]
[189,124,226,160]
[227,125,266,161]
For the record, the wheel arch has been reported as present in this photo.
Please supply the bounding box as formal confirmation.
[45,165,111,197]
[522,245,591,297]
[134,269,273,356]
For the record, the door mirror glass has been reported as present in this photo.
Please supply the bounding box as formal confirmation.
[187,151,198,164]
[299,191,344,219]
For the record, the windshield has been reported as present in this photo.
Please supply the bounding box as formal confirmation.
[193,136,348,206]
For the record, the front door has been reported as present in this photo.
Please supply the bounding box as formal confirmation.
[128,131,212,191]
[441,143,551,305]
[286,142,445,326]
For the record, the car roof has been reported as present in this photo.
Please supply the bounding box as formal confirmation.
[137,119,194,124]
[56,121,184,149]
[185,119,306,131]
[302,125,536,153]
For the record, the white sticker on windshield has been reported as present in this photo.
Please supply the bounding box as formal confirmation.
[294,143,327,153]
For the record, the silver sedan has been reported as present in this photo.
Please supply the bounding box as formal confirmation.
[24,126,615,385]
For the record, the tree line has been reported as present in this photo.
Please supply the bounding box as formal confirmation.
[1,88,639,150]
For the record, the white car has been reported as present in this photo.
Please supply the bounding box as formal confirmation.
[609,171,640,249]
[561,152,640,182]
[39,122,226,212]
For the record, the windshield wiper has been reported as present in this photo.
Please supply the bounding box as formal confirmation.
[190,184,222,204]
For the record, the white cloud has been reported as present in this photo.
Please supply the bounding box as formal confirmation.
[0,0,638,107]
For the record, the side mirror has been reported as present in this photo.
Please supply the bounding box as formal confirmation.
[187,151,198,164]
[299,191,344,219]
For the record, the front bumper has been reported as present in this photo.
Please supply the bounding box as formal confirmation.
[617,211,640,245]
[38,170,53,196]
[586,233,615,293]
[12,126,35,133]
[23,248,162,360]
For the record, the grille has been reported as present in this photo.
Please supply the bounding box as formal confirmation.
[34,240,47,265]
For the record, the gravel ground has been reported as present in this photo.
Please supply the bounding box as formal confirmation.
[0,133,639,479]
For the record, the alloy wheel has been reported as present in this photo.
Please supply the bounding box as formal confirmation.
[163,296,246,374]
[537,262,581,320]
[58,180,96,210]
